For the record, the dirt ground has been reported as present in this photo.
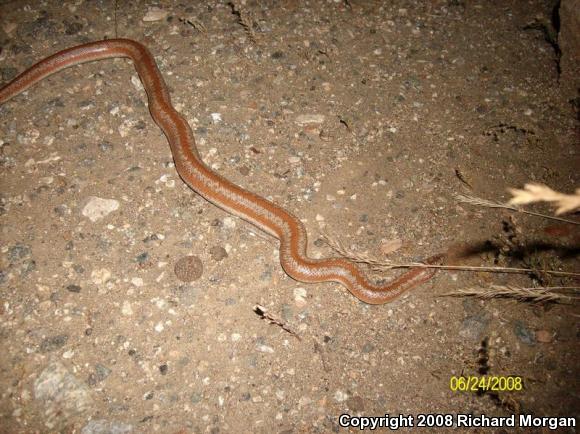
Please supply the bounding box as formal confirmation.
[0,0,578,433]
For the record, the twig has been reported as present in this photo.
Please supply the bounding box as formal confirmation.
[253,304,301,340]
[114,0,118,39]
[455,193,579,225]
[180,17,207,33]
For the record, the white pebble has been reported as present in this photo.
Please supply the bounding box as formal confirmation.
[288,156,301,164]
[91,268,111,285]
[143,7,168,22]
[122,301,133,316]
[131,75,144,92]
[334,390,348,402]
[62,350,74,359]
[223,217,236,229]
[82,197,120,222]
[294,287,307,306]
[295,114,325,125]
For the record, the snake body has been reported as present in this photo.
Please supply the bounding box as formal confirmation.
[0,39,441,304]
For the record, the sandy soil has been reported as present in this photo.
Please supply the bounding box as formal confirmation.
[0,1,578,433]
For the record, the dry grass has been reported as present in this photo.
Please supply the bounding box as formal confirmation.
[455,193,579,225]
[321,234,580,279]
[444,285,578,303]
[229,1,258,42]
[321,186,579,304]
[508,183,580,215]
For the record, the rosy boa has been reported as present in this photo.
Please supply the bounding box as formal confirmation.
[0,39,444,304]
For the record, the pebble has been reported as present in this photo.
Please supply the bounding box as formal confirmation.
[131,75,144,92]
[121,301,133,316]
[142,7,168,22]
[288,156,301,164]
[514,320,536,345]
[257,344,274,353]
[8,243,32,262]
[459,313,489,341]
[223,217,236,229]
[174,256,203,282]
[87,364,112,386]
[379,239,402,255]
[295,114,325,125]
[39,334,68,353]
[131,277,144,287]
[535,330,553,343]
[91,268,112,285]
[293,287,307,306]
[346,395,365,412]
[82,197,120,222]
[34,362,92,429]
[334,390,348,402]
[209,246,228,261]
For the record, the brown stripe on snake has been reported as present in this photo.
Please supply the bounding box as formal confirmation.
[0,39,444,304]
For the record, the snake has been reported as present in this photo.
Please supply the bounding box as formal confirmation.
[0,39,443,304]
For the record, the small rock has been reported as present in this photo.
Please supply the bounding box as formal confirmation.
[288,156,301,164]
[535,330,553,343]
[81,419,133,434]
[379,238,402,255]
[121,301,133,316]
[514,320,535,346]
[209,246,228,261]
[82,197,119,222]
[66,284,81,293]
[223,217,236,229]
[459,313,489,341]
[135,252,149,264]
[334,390,348,402]
[91,268,111,285]
[295,114,325,125]
[39,334,68,353]
[87,364,112,387]
[294,287,307,306]
[257,344,275,353]
[8,243,31,262]
[190,392,203,404]
[142,7,168,22]
[174,256,203,282]
[35,362,92,429]
[346,395,365,412]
